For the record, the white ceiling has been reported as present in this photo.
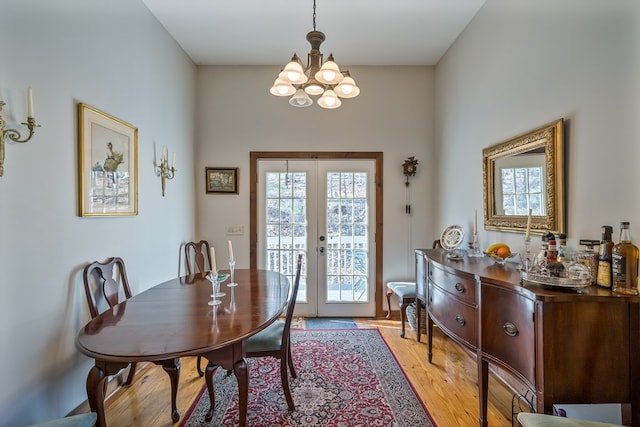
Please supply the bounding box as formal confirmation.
[141,0,486,66]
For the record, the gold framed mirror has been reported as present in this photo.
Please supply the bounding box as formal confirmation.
[482,118,565,235]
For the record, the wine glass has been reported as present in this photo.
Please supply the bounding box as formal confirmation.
[206,272,225,305]
[227,260,237,287]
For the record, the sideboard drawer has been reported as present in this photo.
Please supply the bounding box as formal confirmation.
[480,283,535,385]
[429,283,477,348]
[429,262,476,305]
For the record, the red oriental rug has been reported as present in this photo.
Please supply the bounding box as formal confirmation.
[180,328,435,426]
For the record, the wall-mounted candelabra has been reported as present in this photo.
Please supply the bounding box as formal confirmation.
[0,87,41,177]
[154,145,176,196]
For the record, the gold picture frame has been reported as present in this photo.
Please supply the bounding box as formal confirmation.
[78,103,138,216]
[206,167,238,194]
[482,118,565,235]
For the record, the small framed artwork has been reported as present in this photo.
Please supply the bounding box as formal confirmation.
[78,103,138,216]
[206,167,239,194]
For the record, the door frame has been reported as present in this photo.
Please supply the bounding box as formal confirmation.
[250,151,384,317]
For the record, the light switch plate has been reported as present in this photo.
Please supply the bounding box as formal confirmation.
[226,225,244,235]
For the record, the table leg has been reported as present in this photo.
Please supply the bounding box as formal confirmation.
[204,363,217,422]
[234,358,248,427]
[86,365,107,427]
[159,358,181,422]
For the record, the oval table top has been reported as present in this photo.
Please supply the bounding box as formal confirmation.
[76,268,290,362]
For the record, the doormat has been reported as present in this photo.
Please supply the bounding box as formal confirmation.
[179,329,435,426]
[304,317,357,329]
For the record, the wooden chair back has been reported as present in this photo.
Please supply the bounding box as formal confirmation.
[82,256,133,319]
[184,240,212,274]
[282,254,303,344]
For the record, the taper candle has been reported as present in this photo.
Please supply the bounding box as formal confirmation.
[172,152,176,168]
[474,209,478,235]
[525,209,532,241]
[228,240,234,262]
[27,87,34,118]
[210,247,217,273]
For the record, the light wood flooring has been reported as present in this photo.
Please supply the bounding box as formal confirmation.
[79,318,520,426]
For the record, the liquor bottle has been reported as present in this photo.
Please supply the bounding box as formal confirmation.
[596,225,614,288]
[556,233,567,262]
[546,239,558,262]
[612,221,639,295]
[534,233,552,267]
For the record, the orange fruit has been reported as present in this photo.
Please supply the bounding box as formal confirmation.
[496,246,511,258]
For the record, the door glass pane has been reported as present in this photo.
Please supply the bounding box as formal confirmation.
[265,172,308,301]
[325,172,369,303]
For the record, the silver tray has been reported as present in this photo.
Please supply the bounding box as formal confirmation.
[520,271,591,289]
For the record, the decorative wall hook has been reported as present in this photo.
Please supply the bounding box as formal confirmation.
[154,145,176,196]
[0,87,41,177]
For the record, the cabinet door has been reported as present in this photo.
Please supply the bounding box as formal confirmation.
[481,283,535,385]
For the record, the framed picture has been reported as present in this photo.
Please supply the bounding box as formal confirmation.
[206,167,238,194]
[78,103,138,216]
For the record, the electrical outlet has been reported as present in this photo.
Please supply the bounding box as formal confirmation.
[226,225,244,235]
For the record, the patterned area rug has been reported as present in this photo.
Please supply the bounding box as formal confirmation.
[180,329,435,426]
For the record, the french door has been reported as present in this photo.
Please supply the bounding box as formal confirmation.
[256,158,376,317]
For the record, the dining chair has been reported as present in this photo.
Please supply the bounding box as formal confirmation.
[184,240,212,275]
[82,256,137,386]
[245,253,302,411]
[184,240,213,377]
[82,257,182,422]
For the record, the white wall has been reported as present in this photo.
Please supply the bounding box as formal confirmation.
[0,1,196,425]
[194,66,435,289]
[435,0,640,253]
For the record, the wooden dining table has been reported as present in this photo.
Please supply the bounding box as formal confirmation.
[76,268,291,427]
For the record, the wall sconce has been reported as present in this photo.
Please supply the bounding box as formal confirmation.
[0,87,41,176]
[154,145,176,197]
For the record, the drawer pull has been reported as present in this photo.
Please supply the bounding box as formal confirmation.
[455,314,466,326]
[454,283,465,293]
[503,322,518,337]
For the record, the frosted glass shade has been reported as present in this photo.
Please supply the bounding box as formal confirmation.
[315,56,344,85]
[334,76,360,98]
[270,78,296,96]
[279,57,308,84]
[317,89,342,109]
[289,89,313,107]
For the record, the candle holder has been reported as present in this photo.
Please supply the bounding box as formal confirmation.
[468,234,483,257]
[0,101,41,177]
[154,147,176,197]
[227,260,237,287]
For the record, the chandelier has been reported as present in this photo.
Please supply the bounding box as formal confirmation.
[269,0,360,109]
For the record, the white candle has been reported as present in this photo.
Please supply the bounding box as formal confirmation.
[474,209,478,235]
[525,209,532,241]
[27,87,34,118]
[172,152,176,168]
[228,240,234,262]
[153,143,157,165]
[210,247,217,273]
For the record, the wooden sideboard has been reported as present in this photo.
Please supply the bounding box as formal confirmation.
[417,249,640,427]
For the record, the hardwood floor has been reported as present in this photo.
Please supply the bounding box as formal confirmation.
[80,318,519,426]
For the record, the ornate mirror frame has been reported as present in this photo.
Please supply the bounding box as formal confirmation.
[482,118,565,235]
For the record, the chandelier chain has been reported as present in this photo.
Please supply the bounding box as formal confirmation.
[312,0,317,31]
